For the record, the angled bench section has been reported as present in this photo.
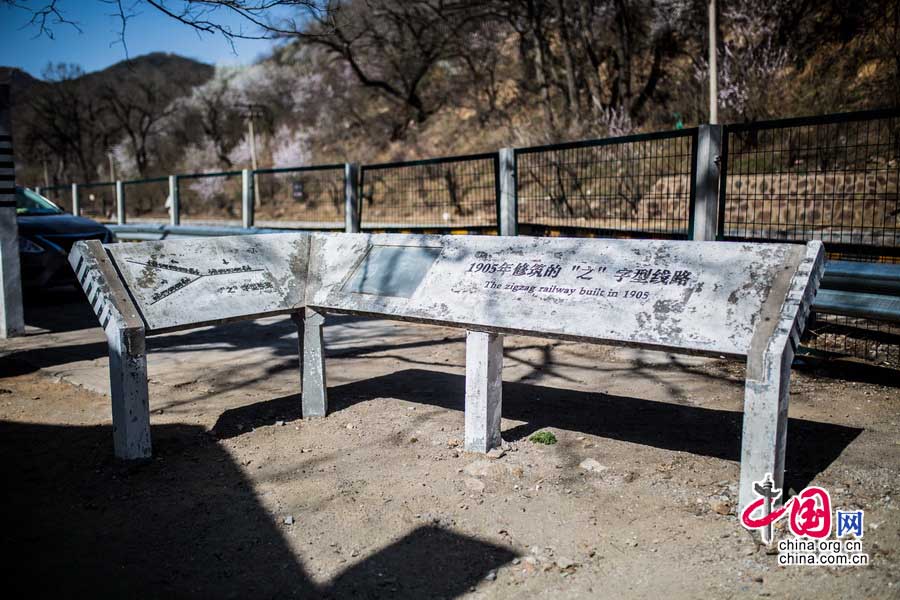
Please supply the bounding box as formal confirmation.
[306,234,824,511]
[73,232,824,512]
[69,234,319,459]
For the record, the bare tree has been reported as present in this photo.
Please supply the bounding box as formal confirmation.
[24,64,113,182]
[101,72,182,177]
[286,0,498,139]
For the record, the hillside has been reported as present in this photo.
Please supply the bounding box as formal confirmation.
[3,53,214,185]
[4,0,898,187]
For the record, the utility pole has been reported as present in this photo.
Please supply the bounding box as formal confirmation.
[708,0,718,124]
[108,152,116,182]
[237,103,266,205]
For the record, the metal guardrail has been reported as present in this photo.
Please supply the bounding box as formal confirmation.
[815,290,900,323]
[108,223,286,241]
[821,261,900,296]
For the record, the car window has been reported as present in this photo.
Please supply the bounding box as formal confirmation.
[16,187,64,215]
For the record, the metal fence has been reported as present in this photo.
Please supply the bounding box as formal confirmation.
[78,182,117,220]
[254,165,345,228]
[515,129,698,238]
[719,108,900,365]
[359,153,499,231]
[719,109,899,256]
[122,177,169,222]
[39,182,116,219]
[26,108,900,366]
[178,170,244,224]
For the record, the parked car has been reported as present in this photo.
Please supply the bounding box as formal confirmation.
[15,186,115,288]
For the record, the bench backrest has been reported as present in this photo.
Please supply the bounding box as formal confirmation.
[72,232,821,359]
[72,234,310,334]
[307,233,821,359]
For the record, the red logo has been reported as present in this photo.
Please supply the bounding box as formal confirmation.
[741,474,832,542]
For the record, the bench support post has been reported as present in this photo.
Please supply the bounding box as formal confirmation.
[740,342,792,511]
[299,307,328,418]
[738,242,824,511]
[464,330,503,453]
[70,239,152,459]
[107,324,151,459]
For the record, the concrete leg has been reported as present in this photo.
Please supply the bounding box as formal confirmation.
[464,330,504,453]
[300,308,327,418]
[291,310,305,388]
[739,344,793,511]
[106,325,151,459]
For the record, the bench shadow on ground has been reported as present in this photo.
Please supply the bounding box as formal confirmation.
[214,368,862,494]
[2,419,513,598]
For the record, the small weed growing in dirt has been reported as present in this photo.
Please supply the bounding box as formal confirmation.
[529,431,557,445]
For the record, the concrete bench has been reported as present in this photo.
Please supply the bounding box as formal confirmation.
[71,233,823,510]
[69,234,316,459]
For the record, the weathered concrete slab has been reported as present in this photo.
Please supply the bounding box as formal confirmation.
[307,233,813,358]
[106,234,310,333]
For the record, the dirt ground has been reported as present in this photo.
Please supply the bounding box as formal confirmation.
[1,288,898,599]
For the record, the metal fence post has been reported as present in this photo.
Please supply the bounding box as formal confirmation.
[168,174,180,226]
[498,148,517,236]
[0,82,24,338]
[691,124,723,241]
[242,169,254,228]
[116,180,126,225]
[71,182,80,216]
[344,162,360,233]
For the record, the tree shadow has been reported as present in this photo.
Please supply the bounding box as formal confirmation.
[214,368,862,494]
[324,525,514,599]
[1,419,513,598]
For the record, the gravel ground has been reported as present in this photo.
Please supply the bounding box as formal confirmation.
[1,288,898,599]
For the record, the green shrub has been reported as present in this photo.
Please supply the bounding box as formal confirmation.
[529,431,557,445]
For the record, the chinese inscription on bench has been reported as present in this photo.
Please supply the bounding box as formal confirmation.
[463,257,695,302]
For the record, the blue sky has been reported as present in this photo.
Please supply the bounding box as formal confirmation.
[1,1,287,78]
